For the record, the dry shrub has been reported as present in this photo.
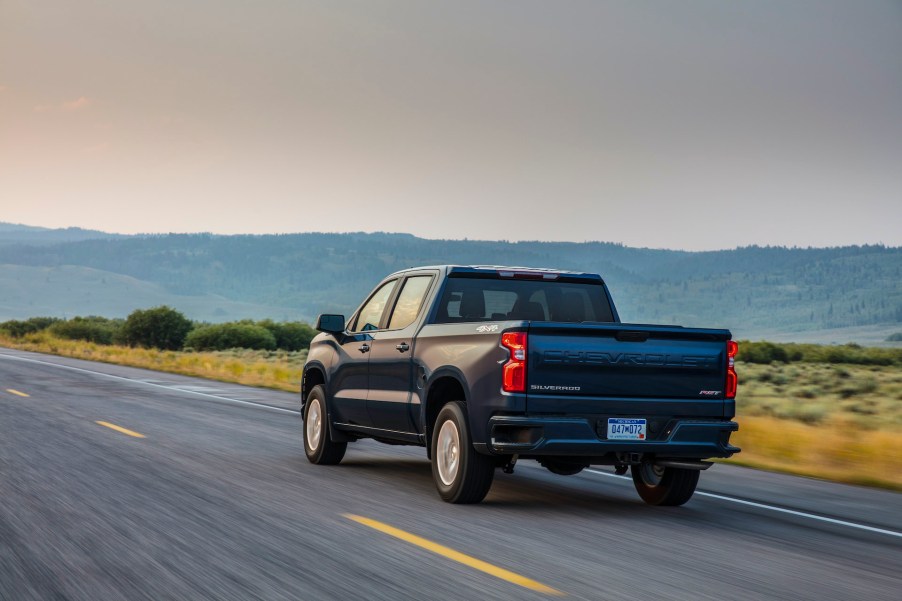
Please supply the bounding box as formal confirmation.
[729,416,901,490]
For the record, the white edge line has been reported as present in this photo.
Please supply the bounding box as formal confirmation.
[0,351,300,415]
[586,468,902,539]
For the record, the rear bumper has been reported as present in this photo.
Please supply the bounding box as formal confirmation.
[485,415,740,459]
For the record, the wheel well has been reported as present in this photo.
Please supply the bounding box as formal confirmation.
[425,376,466,448]
[302,367,325,408]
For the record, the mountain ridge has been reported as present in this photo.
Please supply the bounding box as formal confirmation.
[1,223,899,343]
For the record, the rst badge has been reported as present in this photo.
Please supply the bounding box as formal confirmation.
[476,324,499,333]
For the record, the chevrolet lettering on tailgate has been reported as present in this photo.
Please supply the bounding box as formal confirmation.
[542,350,718,368]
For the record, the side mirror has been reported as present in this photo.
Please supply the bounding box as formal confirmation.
[316,314,345,333]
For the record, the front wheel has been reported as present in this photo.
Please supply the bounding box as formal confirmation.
[431,402,495,504]
[631,462,699,506]
[303,385,347,465]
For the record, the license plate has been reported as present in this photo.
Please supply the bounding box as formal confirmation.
[607,418,647,440]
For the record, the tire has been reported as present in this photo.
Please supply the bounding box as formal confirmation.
[303,385,347,465]
[631,461,699,506]
[431,402,495,504]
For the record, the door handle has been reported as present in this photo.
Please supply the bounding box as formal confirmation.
[358,343,370,353]
[395,342,410,353]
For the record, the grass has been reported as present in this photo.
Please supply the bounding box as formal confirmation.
[2,333,900,490]
[726,416,902,491]
[735,362,902,430]
[0,332,305,392]
[725,361,902,490]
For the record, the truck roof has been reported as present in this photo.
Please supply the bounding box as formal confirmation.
[388,265,604,282]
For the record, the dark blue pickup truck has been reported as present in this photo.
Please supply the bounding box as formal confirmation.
[301,265,739,504]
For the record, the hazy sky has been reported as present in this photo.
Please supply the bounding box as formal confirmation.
[2,1,901,250]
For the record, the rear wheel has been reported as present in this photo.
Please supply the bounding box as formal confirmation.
[631,461,699,506]
[431,402,495,504]
[303,385,347,465]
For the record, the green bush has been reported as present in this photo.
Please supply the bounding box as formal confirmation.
[120,306,193,350]
[184,322,277,351]
[833,367,851,379]
[49,316,121,344]
[0,317,60,338]
[738,341,789,364]
[738,340,902,366]
[791,386,818,399]
[257,320,317,351]
[0,320,28,337]
[784,403,829,425]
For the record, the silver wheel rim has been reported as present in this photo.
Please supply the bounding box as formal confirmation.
[640,462,665,486]
[306,398,322,452]
[436,420,460,486]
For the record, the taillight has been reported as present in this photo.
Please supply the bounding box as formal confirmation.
[726,340,738,399]
[501,332,527,393]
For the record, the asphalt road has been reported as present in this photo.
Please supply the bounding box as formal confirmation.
[1,348,900,601]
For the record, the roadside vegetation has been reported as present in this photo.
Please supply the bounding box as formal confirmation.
[729,340,902,490]
[731,361,902,489]
[2,313,900,490]
[738,339,902,366]
[0,332,305,391]
[0,309,316,353]
[0,309,311,390]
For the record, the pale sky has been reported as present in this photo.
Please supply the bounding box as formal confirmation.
[1,0,901,250]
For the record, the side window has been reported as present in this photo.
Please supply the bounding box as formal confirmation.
[439,288,519,322]
[388,276,433,330]
[351,280,397,332]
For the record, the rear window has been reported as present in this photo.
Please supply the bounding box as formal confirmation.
[433,277,614,324]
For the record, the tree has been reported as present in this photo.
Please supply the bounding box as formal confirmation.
[121,306,192,350]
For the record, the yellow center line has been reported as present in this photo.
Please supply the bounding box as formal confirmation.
[344,514,563,596]
[96,421,146,438]
[6,389,30,397]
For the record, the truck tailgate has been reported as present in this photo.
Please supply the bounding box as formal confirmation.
[526,322,730,414]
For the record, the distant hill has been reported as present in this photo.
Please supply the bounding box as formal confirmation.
[0,264,298,322]
[0,223,900,343]
[0,223,122,246]
[0,223,49,232]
